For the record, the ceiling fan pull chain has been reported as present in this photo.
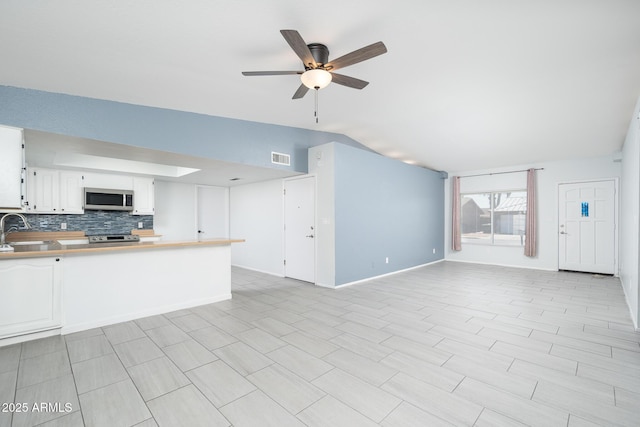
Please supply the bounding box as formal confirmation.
[314,87,319,123]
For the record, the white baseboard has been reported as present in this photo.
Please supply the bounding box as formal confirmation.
[315,282,336,289]
[445,258,557,272]
[232,264,283,277]
[0,328,61,348]
[619,275,639,331]
[336,259,445,288]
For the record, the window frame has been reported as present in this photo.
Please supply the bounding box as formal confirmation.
[460,189,528,247]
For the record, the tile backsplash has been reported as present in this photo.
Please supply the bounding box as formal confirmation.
[2,211,153,236]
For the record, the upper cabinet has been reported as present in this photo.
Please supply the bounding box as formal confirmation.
[59,171,85,213]
[0,125,25,212]
[23,166,155,216]
[26,168,57,213]
[133,177,155,215]
[83,172,132,191]
[26,168,84,214]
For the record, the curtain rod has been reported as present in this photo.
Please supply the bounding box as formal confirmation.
[458,167,544,179]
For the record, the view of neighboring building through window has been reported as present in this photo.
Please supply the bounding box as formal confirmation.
[460,191,527,246]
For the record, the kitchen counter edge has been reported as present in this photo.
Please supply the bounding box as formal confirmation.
[0,238,245,259]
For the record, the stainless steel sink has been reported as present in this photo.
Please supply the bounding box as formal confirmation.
[2,240,62,253]
[8,240,48,245]
[0,244,15,253]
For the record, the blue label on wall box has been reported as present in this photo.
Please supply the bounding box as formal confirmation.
[581,202,589,217]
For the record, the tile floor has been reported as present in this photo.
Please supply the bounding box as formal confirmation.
[1,261,639,426]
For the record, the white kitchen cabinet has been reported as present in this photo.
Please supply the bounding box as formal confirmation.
[0,125,25,212]
[26,168,58,213]
[26,168,84,213]
[0,257,62,339]
[58,171,85,213]
[83,172,133,191]
[133,177,155,215]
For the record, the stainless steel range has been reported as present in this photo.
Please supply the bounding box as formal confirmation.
[88,234,140,244]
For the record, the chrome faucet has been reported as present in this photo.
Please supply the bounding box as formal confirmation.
[0,213,32,246]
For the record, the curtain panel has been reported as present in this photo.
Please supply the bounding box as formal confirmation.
[452,176,461,251]
[524,168,537,257]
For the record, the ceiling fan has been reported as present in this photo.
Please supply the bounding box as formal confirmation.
[242,30,387,100]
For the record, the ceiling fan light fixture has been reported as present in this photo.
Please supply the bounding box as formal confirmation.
[301,69,332,90]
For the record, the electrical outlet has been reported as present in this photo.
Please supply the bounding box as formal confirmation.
[433,248,436,254]
[138,222,143,229]
[60,223,67,230]
[385,257,389,264]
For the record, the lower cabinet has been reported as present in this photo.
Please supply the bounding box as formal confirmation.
[0,257,62,339]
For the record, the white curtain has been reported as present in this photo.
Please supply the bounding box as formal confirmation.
[452,176,461,251]
[525,168,537,257]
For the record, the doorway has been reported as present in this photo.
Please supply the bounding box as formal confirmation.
[558,180,617,275]
[196,185,229,240]
[284,176,315,283]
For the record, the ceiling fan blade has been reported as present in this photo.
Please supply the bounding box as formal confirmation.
[242,71,302,76]
[292,84,309,99]
[326,41,387,71]
[330,73,369,90]
[280,29,317,69]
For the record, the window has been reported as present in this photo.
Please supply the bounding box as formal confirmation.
[460,191,527,246]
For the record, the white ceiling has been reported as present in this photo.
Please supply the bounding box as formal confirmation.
[2,0,640,174]
[24,130,300,187]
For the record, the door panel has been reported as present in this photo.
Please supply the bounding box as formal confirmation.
[558,180,615,274]
[197,186,229,240]
[284,177,315,283]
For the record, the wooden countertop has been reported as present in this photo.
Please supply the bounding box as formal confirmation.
[1,232,244,259]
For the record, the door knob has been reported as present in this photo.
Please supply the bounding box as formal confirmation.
[306,234,314,238]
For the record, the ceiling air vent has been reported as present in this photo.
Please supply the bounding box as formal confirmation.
[271,152,291,166]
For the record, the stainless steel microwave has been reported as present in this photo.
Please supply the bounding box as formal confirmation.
[84,188,134,211]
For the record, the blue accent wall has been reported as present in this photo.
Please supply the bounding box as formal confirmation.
[0,85,371,173]
[334,143,444,285]
[1,85,446,284]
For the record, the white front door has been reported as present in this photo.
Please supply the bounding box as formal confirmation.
[197,186,229,240]
[558,180,616,274]
[284,176,315,283]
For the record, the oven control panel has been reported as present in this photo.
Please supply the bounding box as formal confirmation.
[88,234,140,244]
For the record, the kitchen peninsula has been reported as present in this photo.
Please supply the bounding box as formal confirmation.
[0,233,244,345]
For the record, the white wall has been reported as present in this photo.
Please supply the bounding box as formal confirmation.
[155,181,230,243]
[154,180,197,241]
[155,178,286,276]
[445,155,621,271]
[620,97,640,329]
[229,178,285,276]
[308,144,336,287]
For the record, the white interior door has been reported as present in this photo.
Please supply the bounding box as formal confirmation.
[197,186,229,240]
[284,176,315,283]
[558,180,616,274]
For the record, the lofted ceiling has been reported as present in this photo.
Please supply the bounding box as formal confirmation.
[24,130,300,187]
[1,0,640,175]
